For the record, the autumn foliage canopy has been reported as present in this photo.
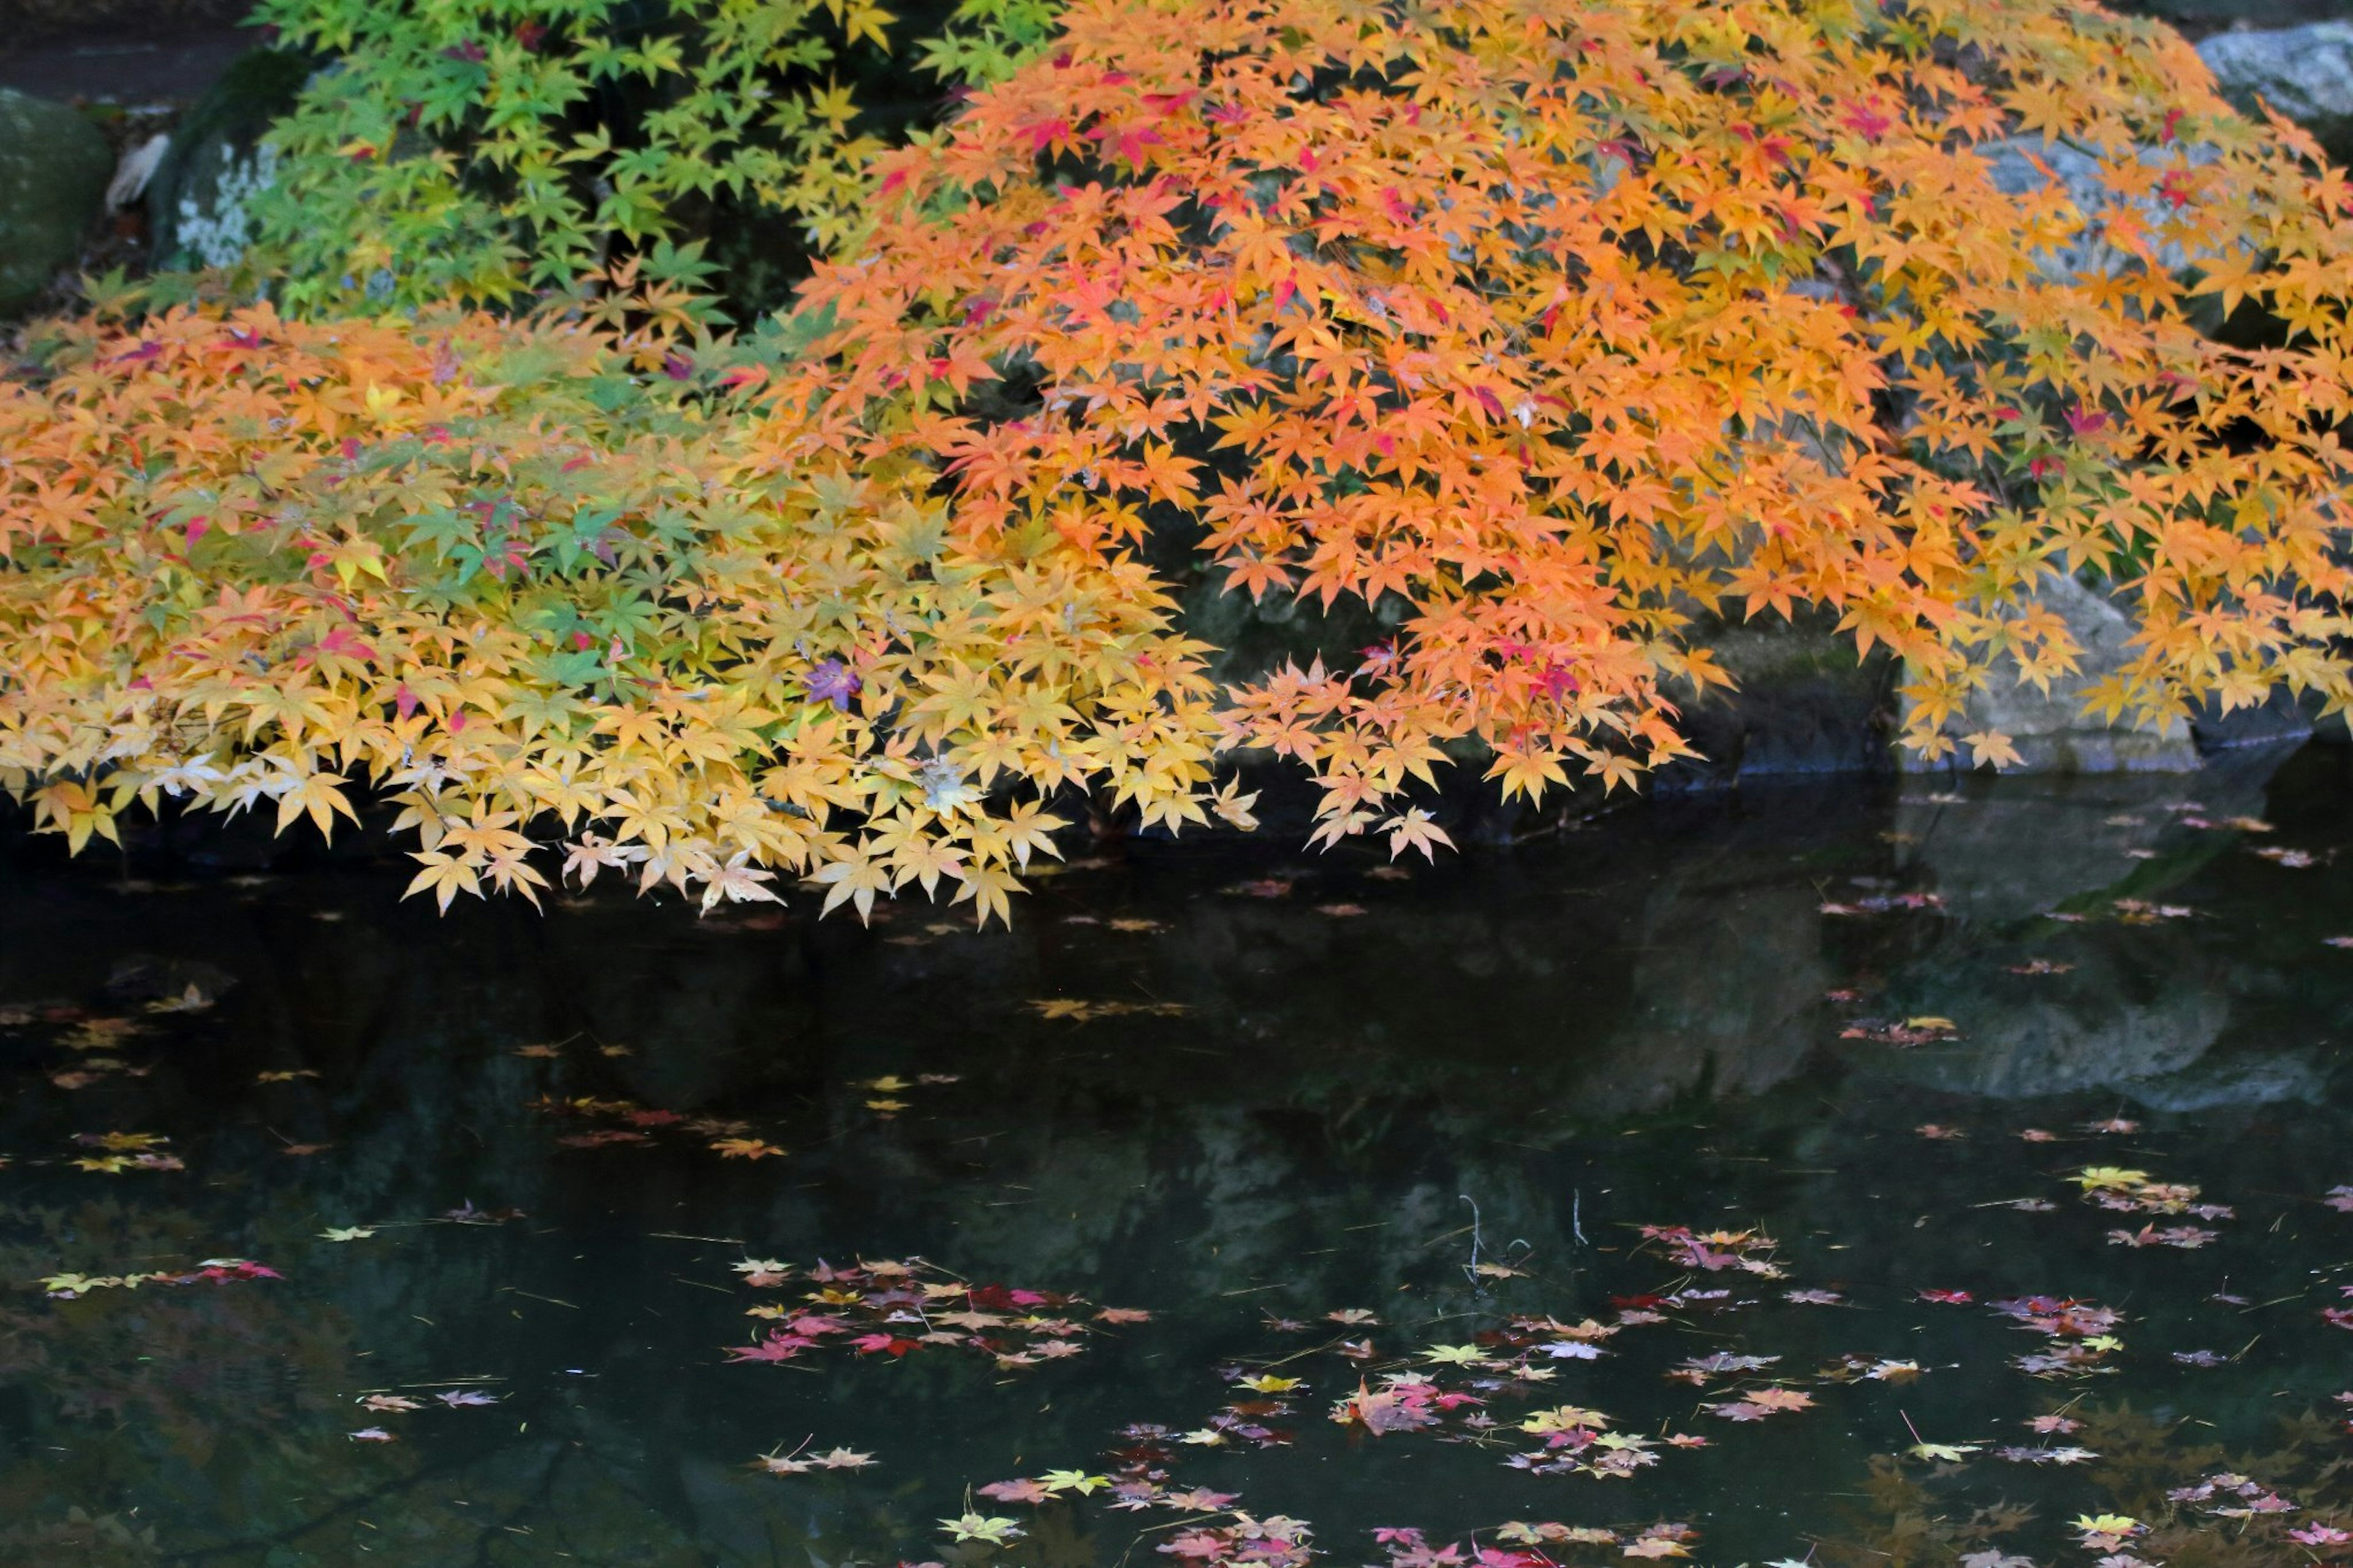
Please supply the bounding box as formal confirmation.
[4,0,2352,918]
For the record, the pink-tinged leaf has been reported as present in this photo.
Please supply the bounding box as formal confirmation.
[977,1478,1055,1503]
[724,1331,814,1363]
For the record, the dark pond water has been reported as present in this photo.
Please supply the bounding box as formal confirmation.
[4,748,2352,1567]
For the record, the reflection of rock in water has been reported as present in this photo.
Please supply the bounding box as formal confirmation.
[1857,746,2303,1102]
[1889,746,2290,926]
[1870,939,2230,1099]
[2123,1045,2332,1111]
[1581,882,1829,1115]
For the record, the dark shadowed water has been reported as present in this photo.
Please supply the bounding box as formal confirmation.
[4,749,2351,1567]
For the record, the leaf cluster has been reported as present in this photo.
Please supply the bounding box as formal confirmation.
[241,0,1063,314]
[0,279,1229,923]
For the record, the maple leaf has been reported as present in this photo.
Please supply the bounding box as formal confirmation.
[1743,1387,1814,1411]
[711,1138,786,1160]
[1211,781,1260,830]
[2072,1515,2142,1549]
[1909,1441,1980,1462]
[725,1331,815,1364]
[940,1515,1024,1545]
[977,1478,1055,1503]
[814,851,892,923]
[1339,1384,1440,1434]
[698,854,781,912]
[1381,809,1455,863]
[358,1395,422,1412]
[805,659,861,711]
[1522,1406,1610,1434]
[1237,1373,1304,1392]
[276,771,360,841]
[811,1447,874,1469]
[146,983,216,1015]
[406,851,484,912]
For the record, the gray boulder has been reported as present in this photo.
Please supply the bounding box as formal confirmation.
[0,88,111,316]
[2198,20,2353,165]
[1901,573,2202,775]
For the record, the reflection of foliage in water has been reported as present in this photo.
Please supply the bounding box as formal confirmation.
[0,1200,351,1564]
[1819,1404,2353,1568]
[2,754,2353,1562]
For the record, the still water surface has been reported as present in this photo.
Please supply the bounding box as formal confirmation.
[2,751,2351,1566]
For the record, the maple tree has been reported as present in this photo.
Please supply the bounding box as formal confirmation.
[8,0,2353,916]
[775,0,2353,839]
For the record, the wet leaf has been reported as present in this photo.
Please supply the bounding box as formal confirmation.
[940,1514,1024,1545]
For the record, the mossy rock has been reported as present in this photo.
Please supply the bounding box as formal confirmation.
[1656,607,1900,789]
[147,47,311,271]
[0,89,112,316]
